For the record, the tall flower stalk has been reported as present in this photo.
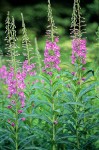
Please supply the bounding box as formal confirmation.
[35,37,42,74]
[44,1,60,150]
[44,0,60,74]
[2,61,36,149]
[70,0,87,66]
[5,16,20,150]
[70,0,87,149]
[21,13,33,65]
[15,96,19,150]
[70,0,87,85]
[19,13,37,134]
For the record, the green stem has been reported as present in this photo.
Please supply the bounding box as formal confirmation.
[75,102,80,150]
[15,131,18,150]
[29,107,32,127]
[21,13,31,65]
[13,47,17,71]
[26,40,30,65]
[51,78,56,150]
[35,37,42,74]
[15,117,18,150]
[51,23,54,42]
[52,100,56,150]
[76,129,80,149]
[15,96,18,150]
[75,63,81,150]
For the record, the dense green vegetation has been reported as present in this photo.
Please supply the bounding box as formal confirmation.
[0,0,99,67]
[0,0,99,150]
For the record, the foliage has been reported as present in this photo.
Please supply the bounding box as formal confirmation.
[0,0,98,67]
[0,0,99,150]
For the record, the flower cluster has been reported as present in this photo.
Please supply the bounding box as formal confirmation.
[71,38,87,64]
[22,60,36,76]
[0,60,36,108]
[8,116,26,127]
[44,37,61,74]
[6,67,26,107]
[0,65,8,80]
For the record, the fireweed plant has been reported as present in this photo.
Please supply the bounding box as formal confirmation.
[0,0,99,150]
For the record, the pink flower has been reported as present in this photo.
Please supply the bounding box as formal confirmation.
[16,71,23,80]
[71,38,87,64]
[7,76,17,96]
[44,37,61,71]
[6,60,36,99]
[47,71,53,76]
[11,100,16,105]
[82,67,86,71]
[22,60,36,74]
[21,100,25,108]
[54,37,59,43]
[8,94,12,98]
[18,110,23,114]
[82,78,86,81]
[7,105,12,109]
[18,91,25,98]
[17,81,26,90]
[0,65,8,79]
[71,72,76,76]
[11,122,15,127]
[1,60,36,111]
[77,81,80,85]
[18,92,26,106]
[21,117,26,121]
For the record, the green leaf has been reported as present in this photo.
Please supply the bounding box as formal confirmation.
[19,135,36,149]
[25,147,46,150]
[65,102,84,106]
[78,82,96,99]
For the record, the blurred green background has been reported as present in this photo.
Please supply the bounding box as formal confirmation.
[0,0,99,68]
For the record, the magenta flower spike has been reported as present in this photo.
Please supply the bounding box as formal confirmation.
[44,38,61,72]
[71,38,87,64]
[44,0,61,73]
